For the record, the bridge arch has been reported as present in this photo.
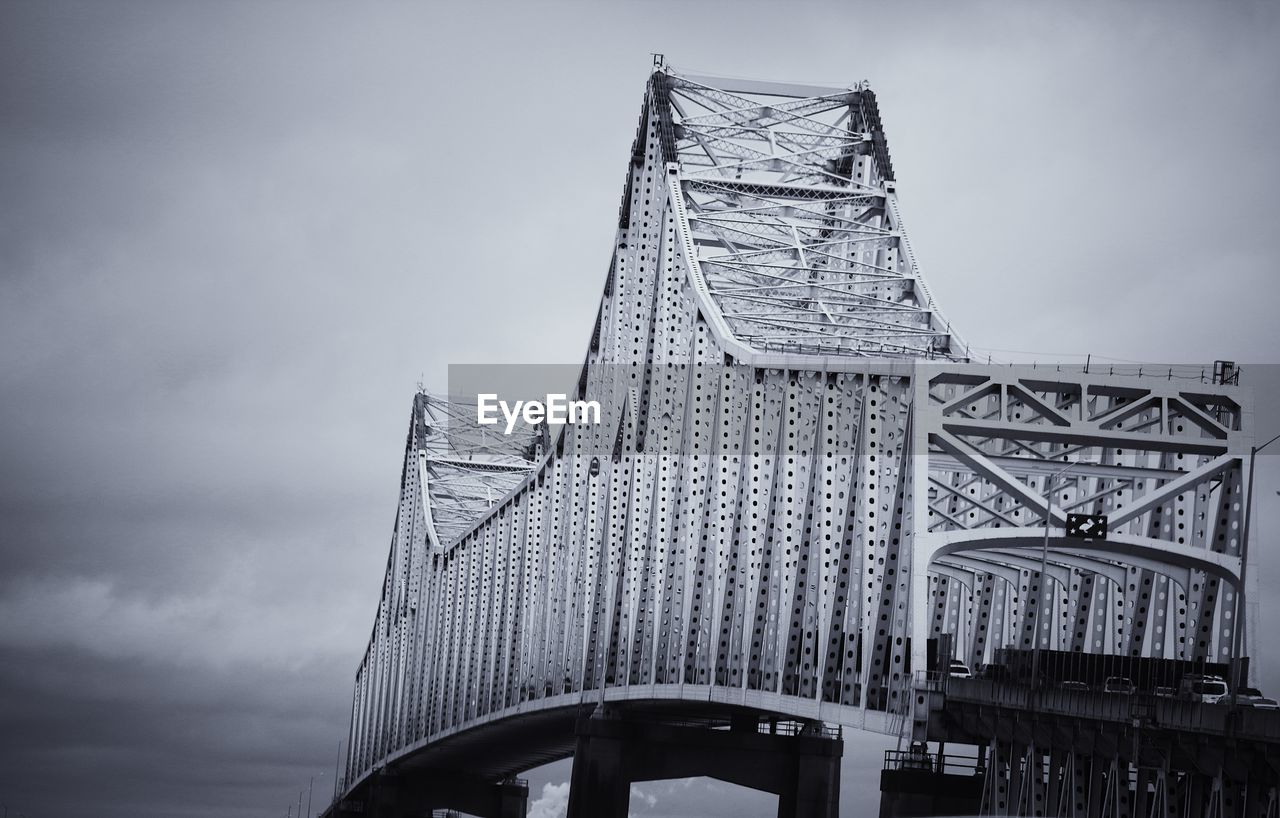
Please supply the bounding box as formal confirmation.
[923,528,1241,589]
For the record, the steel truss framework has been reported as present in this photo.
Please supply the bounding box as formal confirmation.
[916,368,1251,672]
[981,736,1279,818]
[335,65,1257,807]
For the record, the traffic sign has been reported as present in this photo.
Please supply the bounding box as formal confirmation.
[1066,513,1108,540]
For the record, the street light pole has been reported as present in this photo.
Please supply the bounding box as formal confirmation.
[334,740,343,802]
[1231,430,1280,698]
[307,773,325,818]
[1029,462,1083,690]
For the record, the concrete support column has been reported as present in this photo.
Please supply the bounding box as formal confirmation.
[566,723,630,817]
[492,780,530,818]
[781,748,843,818]
[362,770,528,818]
[566,709,843,818]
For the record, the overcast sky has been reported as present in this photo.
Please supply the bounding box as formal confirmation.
[2,1,1279,817]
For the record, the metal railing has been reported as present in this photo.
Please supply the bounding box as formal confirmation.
[884,749,984,777]
[913,669,948,692]
[942,678,1280,741]
[603,710,843,740]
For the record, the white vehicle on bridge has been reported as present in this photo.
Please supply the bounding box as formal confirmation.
[1178,674,1229,704]
[948,661,973,679]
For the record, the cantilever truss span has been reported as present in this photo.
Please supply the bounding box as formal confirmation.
[336,66,1255,799]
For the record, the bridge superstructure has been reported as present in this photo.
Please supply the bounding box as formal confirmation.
[330,63,1258,818]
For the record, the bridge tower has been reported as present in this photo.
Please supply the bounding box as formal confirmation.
[323,63,1263,818]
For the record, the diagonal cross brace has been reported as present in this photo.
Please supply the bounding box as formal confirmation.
[930,429,1068,525]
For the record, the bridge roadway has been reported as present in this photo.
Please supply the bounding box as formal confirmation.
[884,677,1280,818]
[323,60,1259,818]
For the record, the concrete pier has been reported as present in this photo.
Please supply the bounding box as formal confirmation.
[566,707,844,818]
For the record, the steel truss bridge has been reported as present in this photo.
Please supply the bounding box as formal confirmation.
[325,62,1264,818]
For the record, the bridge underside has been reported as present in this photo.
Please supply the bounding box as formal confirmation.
[329,698,844,818]
[330,63,1257,818]
[919,681,1280,818]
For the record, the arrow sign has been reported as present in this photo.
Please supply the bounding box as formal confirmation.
[1066,513,1108,540]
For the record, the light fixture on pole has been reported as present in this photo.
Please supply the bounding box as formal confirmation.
[334,740,343,802]
[1230,429,1280,700]
[307,773,325,818]
[1029,461,1087,690]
